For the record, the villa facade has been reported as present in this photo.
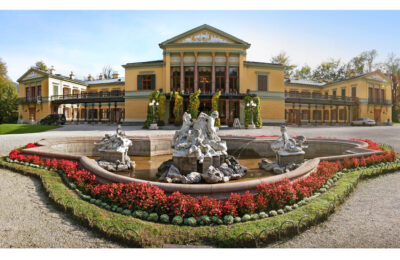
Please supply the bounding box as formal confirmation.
[17,24,393,125]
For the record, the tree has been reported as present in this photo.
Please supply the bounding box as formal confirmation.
[102,65,113,79]
[311,58,346,81]
[345,49,378,76]
[0,58,18,123]
[295,64,312,79]
[34,61,48,71]
[361,49,378,72]
[270,52,297,75]
[383,52,400,107]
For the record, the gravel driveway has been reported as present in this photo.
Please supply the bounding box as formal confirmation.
[0,124,399,248]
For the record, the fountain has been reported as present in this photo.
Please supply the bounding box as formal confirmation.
[94,125,136,172]
[157,111,247,184]
[259,125,307,174]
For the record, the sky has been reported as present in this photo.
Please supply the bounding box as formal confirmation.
[1,10,400,82]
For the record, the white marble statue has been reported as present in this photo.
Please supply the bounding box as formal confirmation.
[95,125,135,171]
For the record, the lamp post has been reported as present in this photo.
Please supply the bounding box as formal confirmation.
[246,100,257,129]
[149,99,159,130]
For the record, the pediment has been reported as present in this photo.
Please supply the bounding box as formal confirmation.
[23,71,44,80]
[159,24,250,49]
[176,29,235,44]
[366,73,388,82]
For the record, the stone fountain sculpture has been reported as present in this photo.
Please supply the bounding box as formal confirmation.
[259,125,307,174]
[157,111,247,184]
[95,125,136,172]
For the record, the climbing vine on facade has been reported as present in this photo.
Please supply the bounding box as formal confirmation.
[144,91,163,129]
[212,91,221,127]
[244,95,262,128]
[187,89,201,119]
[173,91,184,125]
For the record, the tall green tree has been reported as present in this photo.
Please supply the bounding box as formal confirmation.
[383,52,400,107]
[0,58,18,123]
[34,60,48,71]
[295,64,312,79]
[311,58,346,81]
[270,51,297,75]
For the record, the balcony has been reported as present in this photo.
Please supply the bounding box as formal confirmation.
[368,99,391,105]
[285,92,358,106]
[19,96,42,104]
[51,91,125,104]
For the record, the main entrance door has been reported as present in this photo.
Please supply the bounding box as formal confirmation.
[374,108,381,122]
[28,107,36,121]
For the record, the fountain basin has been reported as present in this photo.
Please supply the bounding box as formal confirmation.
[20,135,383,199]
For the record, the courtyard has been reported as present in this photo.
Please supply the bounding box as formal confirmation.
[0,124,399,247]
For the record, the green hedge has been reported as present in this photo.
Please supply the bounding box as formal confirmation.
[1,157,399,248]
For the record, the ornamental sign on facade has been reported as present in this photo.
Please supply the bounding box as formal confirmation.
[178,30,233,44]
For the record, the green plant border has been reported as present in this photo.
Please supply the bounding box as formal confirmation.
[244,96,262,128]
[1,157,399,248]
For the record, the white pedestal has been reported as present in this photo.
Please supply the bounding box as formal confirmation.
[247,123,256,129]
[149,123,159,130]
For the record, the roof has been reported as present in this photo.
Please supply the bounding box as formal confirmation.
[17,67,87,85]
[86,77,125,85]
[159,24,251,49]
[122,60,164,68]
[285,71,390,88]
[285,78,325,87]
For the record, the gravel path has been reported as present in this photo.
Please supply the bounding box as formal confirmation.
[0,124,399,248]
[0,168,121,248]
[272,172,400,248]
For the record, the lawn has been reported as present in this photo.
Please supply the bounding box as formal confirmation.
[0,124,60,135]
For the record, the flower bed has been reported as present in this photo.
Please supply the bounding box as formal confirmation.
[7,139,397,226]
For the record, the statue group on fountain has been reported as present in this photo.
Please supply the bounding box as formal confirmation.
[172,111,227,164]
[95,125,135,172]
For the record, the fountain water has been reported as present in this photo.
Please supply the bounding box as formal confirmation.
[157,111,247,184]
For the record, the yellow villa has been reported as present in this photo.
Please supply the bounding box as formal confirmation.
[16,24,393,126]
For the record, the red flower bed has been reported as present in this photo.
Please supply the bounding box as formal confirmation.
[25,143,39,149]
[349,138,383,151]
[7,143,397,220]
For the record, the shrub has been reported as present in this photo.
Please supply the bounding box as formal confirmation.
[172,215,183,225]
[184,217,197,226]
[284,205,292,212]
[198,215,211,226]
[226,191,256,216]
[241,214,251,222]
[257,178,297,209]
[277,209,284,215]
[159,214,170,223]
[148,213,159,222]
[122,209,132,216]
[259,212,268,218]
[234,217,241,223]
[251,213,259,220]
[223,215,234,225]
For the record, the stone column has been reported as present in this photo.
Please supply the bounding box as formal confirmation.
[180,52,184,92]
[225,52,230,93]
[194,51,198,92]
[211,52,216,93]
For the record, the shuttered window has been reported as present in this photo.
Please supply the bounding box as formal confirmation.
[257,75,268,91]
[137,74,156,90]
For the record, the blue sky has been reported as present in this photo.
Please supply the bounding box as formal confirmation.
[1,10,400,81]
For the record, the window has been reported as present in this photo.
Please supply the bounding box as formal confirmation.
[351,85,357,97]
[142,75,152,90]
[216,67,225,92]
[339,109,346,121]
[332,89,337,98]
[341,88,346,99]
[331,109,337,121]
[137,74,155,90]
[301,110,309,120]
[324,110,329,120]
[313,110,322,120]
[257,75,268,91]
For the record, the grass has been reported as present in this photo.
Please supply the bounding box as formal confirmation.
[0,124,60,135]
[0,157,399,248]
[393,122,400,126]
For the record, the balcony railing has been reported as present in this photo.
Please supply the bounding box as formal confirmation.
[19,96,42,104]
[368,99,391,105]
[285,92,357,105]
[51,91,125,104]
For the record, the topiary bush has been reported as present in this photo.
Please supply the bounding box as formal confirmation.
[242,214,251,222]
[259,212,268,219]
[172,215,183,225]
[173,91,184,125]
[184,217,197,226]
[211,91,221,127]
[148,213,159,222]
[198,215,211,226]
[159,214,170,223]
[277,209,285,215]
[223,215,234,225]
